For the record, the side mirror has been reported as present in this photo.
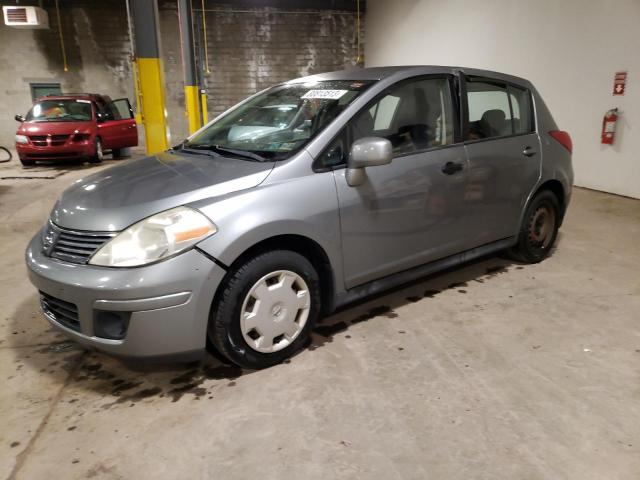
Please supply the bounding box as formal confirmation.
[15,114,25,122]
[346,137,393,186]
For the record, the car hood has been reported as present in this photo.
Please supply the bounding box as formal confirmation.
[18,121,92,135]
[51,151,275,231]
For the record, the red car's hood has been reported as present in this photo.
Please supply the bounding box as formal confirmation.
[18,121,92,135]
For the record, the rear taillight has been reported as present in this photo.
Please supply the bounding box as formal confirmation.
[549,130,572,153]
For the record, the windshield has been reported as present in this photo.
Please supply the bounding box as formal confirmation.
[184,80,374,160]
[26,99,93,122]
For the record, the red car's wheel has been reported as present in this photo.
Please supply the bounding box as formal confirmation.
[88,137,103,164]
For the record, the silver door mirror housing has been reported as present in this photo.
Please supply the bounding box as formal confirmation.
[346,137,393,186]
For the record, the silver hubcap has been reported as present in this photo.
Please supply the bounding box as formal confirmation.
[240,270,311,353]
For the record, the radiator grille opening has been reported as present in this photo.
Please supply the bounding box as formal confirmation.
[40,292,80,332]
[45,222,116,264]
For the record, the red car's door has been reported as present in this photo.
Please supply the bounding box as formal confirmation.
[97,98,138,150]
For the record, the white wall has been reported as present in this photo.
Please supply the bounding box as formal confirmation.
[365,0,640,199]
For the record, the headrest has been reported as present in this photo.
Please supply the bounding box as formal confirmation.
[481,109,506,125]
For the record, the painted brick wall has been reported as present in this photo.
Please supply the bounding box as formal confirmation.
[160,2,364,140]
[0,0,134,148]
[0,0,363,149]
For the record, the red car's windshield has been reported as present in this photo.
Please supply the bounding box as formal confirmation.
[26,99,93,122]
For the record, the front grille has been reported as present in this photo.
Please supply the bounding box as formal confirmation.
[40,292,80,332]
[51,135,70,146]
[29,135,47,146]
[45,222,116,264]
[28,135,70,146]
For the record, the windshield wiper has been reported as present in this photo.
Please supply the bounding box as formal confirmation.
[184,144,268,162]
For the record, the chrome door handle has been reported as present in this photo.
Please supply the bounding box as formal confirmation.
[441,161,464,175]
[522,146,537,157]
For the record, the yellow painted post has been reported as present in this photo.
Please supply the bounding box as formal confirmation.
[130,0,169,154]
[178,0,201,134]
[200,89,208,124]
[136,57,169,153]
[184,85,201,134]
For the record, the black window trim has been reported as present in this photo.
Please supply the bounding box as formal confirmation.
[460,74,536,145]
[313,73,462,172]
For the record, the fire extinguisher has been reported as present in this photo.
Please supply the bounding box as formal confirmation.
[601,108,619,145]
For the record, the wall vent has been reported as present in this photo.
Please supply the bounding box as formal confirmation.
[2,6,49,29]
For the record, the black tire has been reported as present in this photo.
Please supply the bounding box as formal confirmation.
[20,158,35,167]
[209,250,321,369]
[88,137,103,164]
[509,190,560,263]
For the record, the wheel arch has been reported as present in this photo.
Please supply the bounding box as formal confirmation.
[534,179,566,223]
[515,177,567,245]
[214,234,336,316]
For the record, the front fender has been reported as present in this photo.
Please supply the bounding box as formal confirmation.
[193,170,345,294]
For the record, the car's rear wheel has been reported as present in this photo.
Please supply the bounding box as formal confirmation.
[88,137,103,164]
[208,250,321,369]
[509,190,560,263]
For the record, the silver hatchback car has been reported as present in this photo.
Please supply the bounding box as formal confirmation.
[26,66,573,369]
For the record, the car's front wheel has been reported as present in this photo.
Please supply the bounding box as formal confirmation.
[209,250,321,369]
[88,137,103,164]
[509,190,560,263]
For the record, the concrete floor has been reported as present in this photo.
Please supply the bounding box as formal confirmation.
[1,156,639,480]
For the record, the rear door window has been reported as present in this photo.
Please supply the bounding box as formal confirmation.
[466,80,512,140]
[465,77,534,140]
[110,98,134,120]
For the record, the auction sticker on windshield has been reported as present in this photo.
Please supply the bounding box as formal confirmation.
[302,90,348,100]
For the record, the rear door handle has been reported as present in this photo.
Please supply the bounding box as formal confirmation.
[522,146,537,157]
[441,161,464,175]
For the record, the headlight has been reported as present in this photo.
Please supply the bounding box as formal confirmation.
[89,206,216,267]
[15,134,28,144]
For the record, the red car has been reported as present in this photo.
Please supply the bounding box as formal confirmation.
[14,93,138,166]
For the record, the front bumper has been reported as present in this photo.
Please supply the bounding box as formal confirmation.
[25,231,226,358]
[17,141,94,161]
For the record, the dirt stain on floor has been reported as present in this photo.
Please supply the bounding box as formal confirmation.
[54,356,248,410]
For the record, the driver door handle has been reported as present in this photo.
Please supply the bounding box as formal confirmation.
[522,146,537,157]
[441,161,464,175]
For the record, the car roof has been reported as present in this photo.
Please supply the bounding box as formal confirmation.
[287,65,532,88]
[35,93,106,102]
